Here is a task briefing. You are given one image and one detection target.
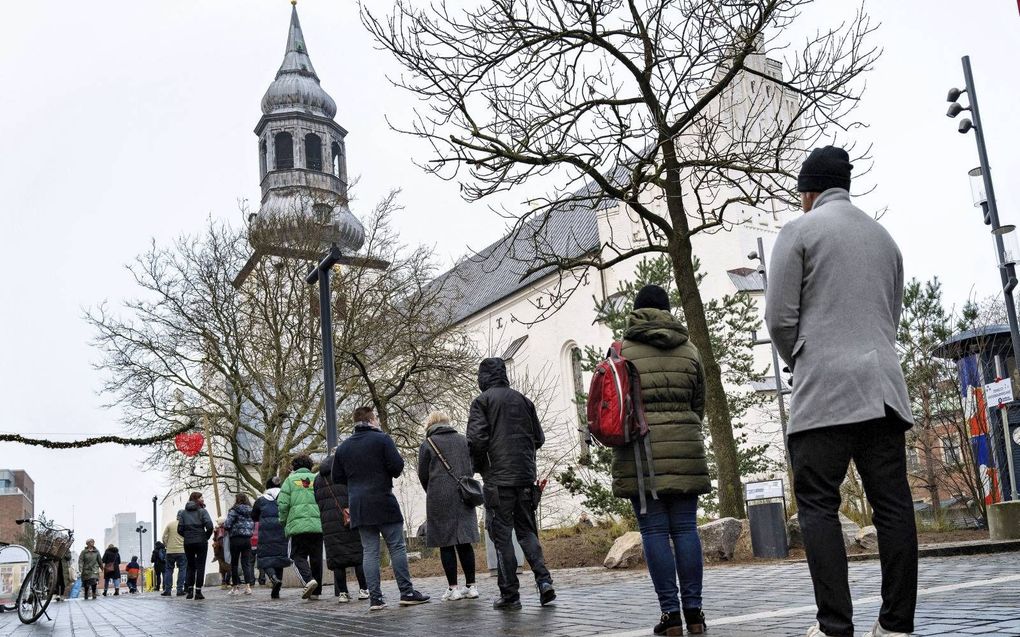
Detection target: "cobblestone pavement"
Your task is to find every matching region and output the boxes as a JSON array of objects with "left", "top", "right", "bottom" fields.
[{"left": 1, "top": 552, "right": 1017, "bottom": 636}]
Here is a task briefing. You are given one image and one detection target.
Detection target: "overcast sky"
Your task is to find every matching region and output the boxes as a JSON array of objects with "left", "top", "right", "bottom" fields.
[{"left": 0, "top": 1, "right": 1017, "bottom": 550}]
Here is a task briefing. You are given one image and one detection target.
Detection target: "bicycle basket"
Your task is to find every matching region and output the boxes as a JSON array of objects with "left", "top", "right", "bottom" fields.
[{"left": 35, "top": 528, "right": 72, "bottom": 559}]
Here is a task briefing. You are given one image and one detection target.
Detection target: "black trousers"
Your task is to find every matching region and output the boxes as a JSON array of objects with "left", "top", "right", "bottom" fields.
[
  {"left": 788, "top": 417, "right": 918, "bottom": 636},
  {"left": 229, "top": 537, "right": 255, "bottom": 585},
  {"left": 440, "top": 543, "right": 476, "bottom": 587},
  {"left": 333, "top": 565, "right": 367, "bottom": 595},
  {"left": 153, "top": 562, "right": 164, "bottom": 591},
  {"left": 183, "top": 542, "right": 209, "bottom": 590},
  {"left": 484, "top": 484, "right": 551, "bottom": 599},
  {"left": 290, "top": 532, "right": 323, "bottom": 596}
]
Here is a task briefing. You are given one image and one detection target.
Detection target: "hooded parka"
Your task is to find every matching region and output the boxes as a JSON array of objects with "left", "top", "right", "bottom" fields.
[
  {"left": 314, "top": 453, "right": 364, "bottom": 569},
  {"left": 611, "top": 307, "right": 712, "bottom": 497},
  {"left": 252, "top": 488, "right": 291, "bottom": 570}
]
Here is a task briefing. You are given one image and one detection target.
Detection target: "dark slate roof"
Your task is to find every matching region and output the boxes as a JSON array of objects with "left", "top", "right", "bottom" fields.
[{"left": 434, "top": 167, "right": 629, "bottom": 324}]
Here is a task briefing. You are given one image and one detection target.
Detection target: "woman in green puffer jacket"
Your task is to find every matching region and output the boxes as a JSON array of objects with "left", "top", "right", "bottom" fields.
[
  {"left": 278, "top": 454, "right": 324, "bottom": 598},
  {"left": 611, "top": 285, "right": 709, "bottom": 637}
]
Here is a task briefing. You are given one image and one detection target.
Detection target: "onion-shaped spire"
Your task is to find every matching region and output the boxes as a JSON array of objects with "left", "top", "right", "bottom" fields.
[{"left": 260, "top": 4, "right": 337, "bottom": 118}]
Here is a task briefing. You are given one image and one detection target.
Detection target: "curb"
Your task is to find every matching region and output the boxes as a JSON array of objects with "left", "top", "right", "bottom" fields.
[{"left": 847, "top": 539, "right": 1020, "bottom": 562}]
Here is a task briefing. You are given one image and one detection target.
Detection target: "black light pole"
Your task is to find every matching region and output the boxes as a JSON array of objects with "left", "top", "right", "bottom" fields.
[
  {"left": 135, "top": 525, "right": 147, "bottom": 567},
  {"left": 152, "top": 496, "right": 158, "bottom": 551},
  {"left": 306, "top": 243, "right": 344, "bottom": 451},
  {"left": 947, "top": 56, "right": 1020, "bottom": 368}
]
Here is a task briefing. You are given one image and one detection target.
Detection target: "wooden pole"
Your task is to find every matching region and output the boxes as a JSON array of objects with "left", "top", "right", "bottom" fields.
[{"left": 203, "top": 415, "right": 222, "bottom": 518}]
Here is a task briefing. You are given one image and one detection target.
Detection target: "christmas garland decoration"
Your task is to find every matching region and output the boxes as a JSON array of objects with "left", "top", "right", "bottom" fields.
[{"left": 0, "top": 422, "right": 196, "bottom": 449}]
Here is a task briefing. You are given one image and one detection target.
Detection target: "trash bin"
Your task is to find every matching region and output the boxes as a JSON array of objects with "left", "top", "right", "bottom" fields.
[{"left": 745, "top": 479, "right": 789, "bottom": 559}]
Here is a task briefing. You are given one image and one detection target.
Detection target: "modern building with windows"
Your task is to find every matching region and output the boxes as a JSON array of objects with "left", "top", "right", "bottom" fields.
[{"left": 0, "top": 470, "right": 33, "bottom": 545}]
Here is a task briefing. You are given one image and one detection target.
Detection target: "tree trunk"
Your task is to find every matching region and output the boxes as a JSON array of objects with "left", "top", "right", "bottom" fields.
[
  {"left": 658, "top": 140, "right": 745, "bottom": 519},
  {"left": 667, "top": 237, "right": 745, "bottom": 518}
]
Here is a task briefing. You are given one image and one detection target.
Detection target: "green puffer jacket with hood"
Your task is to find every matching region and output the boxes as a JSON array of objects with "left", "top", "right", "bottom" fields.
[
  {"left": 278, "top": 467, "right": 323, "bottom": 537},
  {"left": 611, "top": 307, "right": 712, "bottom": 498}
]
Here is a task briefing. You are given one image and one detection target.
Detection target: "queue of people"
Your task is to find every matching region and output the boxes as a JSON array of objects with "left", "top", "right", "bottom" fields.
[{"left": 69, "top": 146, "right": 917, "bottom": 636}]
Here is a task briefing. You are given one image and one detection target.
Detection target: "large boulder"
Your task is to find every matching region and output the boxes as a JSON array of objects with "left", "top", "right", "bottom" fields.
[
  {"left": 839, "top": 512, "right": 862, "bottom": 550},
  {"left": 698, "top": 517, "right": 744, "bottom": 561},
  {"left": 855, "top": 525, "right": 878, "bottom": 551},
  {"left": 787, "top": 514, "right": 803, "bottom": 550},
  {"left": 733, "top": 518, "right": 754, "bottom": 561},
  {"left": 787, "top": 512, "right": 862, "bottom": 551},
  {"left": 604, "top": 531, "right": 644, "bottom": 569}
]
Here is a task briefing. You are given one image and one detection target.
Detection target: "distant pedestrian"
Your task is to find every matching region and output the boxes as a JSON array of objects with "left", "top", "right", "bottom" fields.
[
  {"left": 101, "top": 544, "right": 122, "bottom": 596},
  {"left": 150, "top": 541, "right": 167, "bottom": 593},
  {"left": 766, "top": 145, "right": 917, "bottom": 637},
  {"left": 315, "top": 451, "right": 369, "bottom": 604},
  {"left": 125, "top": 556, "right": 141, "bottom": 593},
  {"left": 78, "top": 539, "right": 103, "bottom": 600},
  {"left": 467, "top": 358, "right": 555, "bottom": 610},
  {"left": 252, "top": 476, "right": 291, "bottom": 599},
  {"left": 279, "top": 454, "right": 325, "bottom": 601},
  {"left": 252, "top": 524, "right": 265, "bottom": 586},
  {"left": 610, "top": 284, "right": 710, "bottom": 636},
  {"left": 224, "top": 493, "right": 256, "bottom": 595},
  {"left": 334, "top": 406, "right": 430, "bottom": 610},
  {"left": 161, "top": 518, "right": 187, "bottom": 597},
  {"left": 212, "top": 519, "right": 231, "bottom": 588},
  {"left": 177, "top": 491, "right": 214, "bottom": 600},
  {"left": 418, "top": 411, "right": 480, "bottom": 602},
  {"left": 54, "top": 549, "right": 71, "bottom": 601}
]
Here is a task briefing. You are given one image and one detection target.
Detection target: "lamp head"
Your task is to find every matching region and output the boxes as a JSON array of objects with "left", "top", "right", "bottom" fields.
[
  {"left": 947, "top": 102, "right": 966, "bottom": 118},
  {"left": 747, "top": 250, "right": 759, "bottom": 261},
  {"left": 947, "top": 87, "right": 964, "bottom": 102},
  {"left": 958, "top": 119, "right": 974, "bottom": 134}
]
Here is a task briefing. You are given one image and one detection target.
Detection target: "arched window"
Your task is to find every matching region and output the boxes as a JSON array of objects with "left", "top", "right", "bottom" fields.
[
  {"left": 331, "top": 142, "right": 346, "bottom": 180},
  {"left": 274, "top": 132, "right": 293, "bottom": 170},
  {"left": 259, "top": 139, "right": 268, "bottom": 178},
  {"left": 305, "top": 133, "right": 323, "bottom": 171}
]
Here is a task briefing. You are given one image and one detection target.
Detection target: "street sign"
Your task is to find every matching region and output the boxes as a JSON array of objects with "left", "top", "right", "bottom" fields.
[
  {"left": 745, "top": 479, "right": 784, "bottom": 501},
  {"left": 985, "top": 378, "right": 1014, "bottom": 406}
]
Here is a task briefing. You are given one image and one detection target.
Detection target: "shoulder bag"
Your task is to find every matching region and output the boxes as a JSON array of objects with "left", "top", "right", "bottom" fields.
[
  {"left": 427, "top": 436, "right": 485, "bottom": 507},
  {"left": 324, "top": 480, "right": 351, "bottom": 528}
]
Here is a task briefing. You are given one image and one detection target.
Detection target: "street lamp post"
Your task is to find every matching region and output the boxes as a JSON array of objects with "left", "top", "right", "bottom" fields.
[
  {"left": 947, "top": 55, "right": 1020, "bottom": 502},
  {"left": 151, "top": 496, "right": 158, "bottom": 552},
  {"left": 306, "top": 243, "right": 344, "bottom": 451},
  {"left": 749, "top": 237, "right": 795, "bottom": 497},
  {"left": 135, "top": 525, "right": 147, "bottom": 569}
]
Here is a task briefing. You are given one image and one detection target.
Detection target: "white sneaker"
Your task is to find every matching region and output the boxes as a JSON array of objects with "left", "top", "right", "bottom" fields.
[
  {"left": 461, "top": 585, "right": 479, "bottom": 599},
  {"left": 302, "top": 580, "right": 318, "bottom": 599},
  {"left": 228, "top": 586, "right": 237, "bottom": 596},
  {"left": 358, "top": 589, "right": 370, "bottom": 600},
  {"left": 337, "top": 592, "right": 351, "bottom": 604},
  {"left": 864, "top": 621, "right": 910, "bottom": 637},
  {"left": 805, "top": 625, "right": 828, "bottom": 637},
  {"left": 243, "top": 585, "right": 252, "bottom": 595},
  {"left": 441, "top": 587, "right": 463, "bottom": 601}
]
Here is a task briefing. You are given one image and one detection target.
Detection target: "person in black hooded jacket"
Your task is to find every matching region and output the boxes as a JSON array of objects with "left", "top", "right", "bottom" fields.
[
  {"left": 466, "top": 357, "right": 555, "bottom": 610},
  {"left": 314, "top": 453, "right": 368, "bottom": 603}
]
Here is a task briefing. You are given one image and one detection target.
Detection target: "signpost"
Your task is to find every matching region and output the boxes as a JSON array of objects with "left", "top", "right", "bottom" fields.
[{"left": 991, "top": 357, "right": 1019, "bottom": 501}]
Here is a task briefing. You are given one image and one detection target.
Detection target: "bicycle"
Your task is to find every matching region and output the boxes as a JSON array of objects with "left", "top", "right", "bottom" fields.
[{"left": 12, "top": 518, "right": 73, "bottom": 624}]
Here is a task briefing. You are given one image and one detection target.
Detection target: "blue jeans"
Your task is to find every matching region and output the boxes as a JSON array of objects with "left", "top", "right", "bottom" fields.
[
  {"left": 163, "top": 553, "right": 186, "bottom": 593},
  {"left": 632, "top": 494, "right": 703, "bottom": 613},
  {"left": 358, "top": 523, "right": 414, "bottom": 604}
]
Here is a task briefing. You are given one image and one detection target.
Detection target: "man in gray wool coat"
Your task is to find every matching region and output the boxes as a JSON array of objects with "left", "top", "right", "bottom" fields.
[{"left": 765, "top": 145, "right": 917, "bottom": 637}]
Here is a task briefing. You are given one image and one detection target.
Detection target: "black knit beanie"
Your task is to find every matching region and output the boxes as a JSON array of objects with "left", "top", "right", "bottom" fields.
[
  {"left": 634, "top": 284, "right": 670, "bottom": 311},
  {"left": 797, "top": 145, "right": 853, "bottom": 193}
]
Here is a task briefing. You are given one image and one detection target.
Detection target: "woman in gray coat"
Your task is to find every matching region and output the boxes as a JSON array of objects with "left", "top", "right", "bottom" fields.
[{"left": 418, "top": 411, "right": 480, "bottom": 601}]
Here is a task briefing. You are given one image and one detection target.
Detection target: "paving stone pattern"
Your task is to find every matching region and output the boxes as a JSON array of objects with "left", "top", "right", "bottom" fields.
[{"left": 1, "top": 553, "right": 1017, "bottom": 636}]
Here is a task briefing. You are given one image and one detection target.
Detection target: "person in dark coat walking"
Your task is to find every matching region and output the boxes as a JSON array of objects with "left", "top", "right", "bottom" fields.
[
  {"left": 333, "top": 406, "right": 430, "bottom": 610},
  {"left": 467, "top": 358, "right": 555, "bottom": 610},
  {"left": 101, "top": 544, "right": 121, "bottom": 596},
  {"left": 177, "top": 491, "right": 214, "bottom": 600},
  {"left": 315, "top": 453, "right": 368, "bottom": 603},
  {"left": 224, "top": 493, "right": 256, "bottom": 594},
  {"left": 150, "top": 541, "right": 167, "bottom": 593},
  {"left": 418, "top": 411, "right": 480, "bottom": 602},
  {"left": 252, "top": 476, "right": 291, "bottom": 599}
]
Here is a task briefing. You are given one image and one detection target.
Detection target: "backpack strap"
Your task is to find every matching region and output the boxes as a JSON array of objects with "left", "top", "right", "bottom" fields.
[{"left": 427, "top": 436, "right": 460, "bottom": 481}]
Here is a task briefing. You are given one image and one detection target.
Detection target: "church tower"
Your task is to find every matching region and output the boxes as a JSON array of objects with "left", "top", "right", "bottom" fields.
[{"left": 252, "top": 2, "right": 363, "bottom": 253}]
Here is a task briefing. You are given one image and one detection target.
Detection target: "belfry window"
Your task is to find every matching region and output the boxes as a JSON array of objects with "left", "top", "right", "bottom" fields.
[
  {"left": 259, "top": 139, "right": 268, "bottom": 177},
  {"left": 274, "top": 132, "right": 294, "bottom": 170},
  {"left": 331, "top": 142, "right": 346, "bottom": 180},
  {"left": 305, "top": 133, "right": 323, "bottom": 171}
]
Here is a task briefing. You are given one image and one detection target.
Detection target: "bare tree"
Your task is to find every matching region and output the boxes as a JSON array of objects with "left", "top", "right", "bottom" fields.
[
  {"left": 86, "top": 192, "right": 478, "bottom": 496},
  {"left": 363, "top": 0, "right": 878, "bottom": 516}
]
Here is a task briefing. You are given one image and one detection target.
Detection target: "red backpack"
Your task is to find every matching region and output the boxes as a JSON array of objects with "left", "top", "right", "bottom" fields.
[{"left": 586, "top": 342, "right": 658, "bottom": 512}]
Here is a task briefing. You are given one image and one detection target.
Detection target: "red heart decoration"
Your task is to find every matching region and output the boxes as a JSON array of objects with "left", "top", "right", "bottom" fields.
[{"left": 175, "top": 432, "right": 205, "bottom": 457}]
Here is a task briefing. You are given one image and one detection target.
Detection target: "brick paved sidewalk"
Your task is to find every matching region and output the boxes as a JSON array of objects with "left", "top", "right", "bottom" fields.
[{"left": 1, "top": 552, "right": 1017, "bottom": 636}]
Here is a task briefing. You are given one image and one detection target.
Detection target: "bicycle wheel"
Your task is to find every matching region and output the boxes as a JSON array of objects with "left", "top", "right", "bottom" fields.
[{"left": 17, "top": 560, "right": 55, "bottom": 624}]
